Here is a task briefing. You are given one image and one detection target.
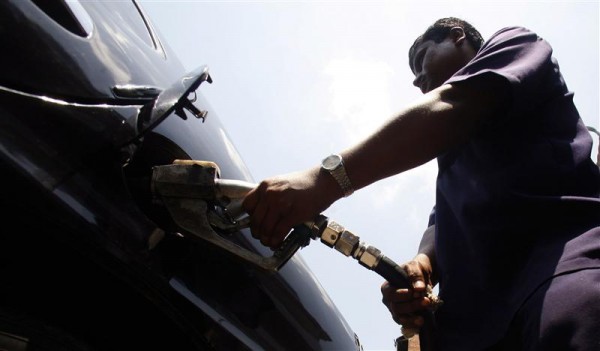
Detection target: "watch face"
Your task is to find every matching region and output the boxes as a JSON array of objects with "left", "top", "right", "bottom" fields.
[{"left": 322, "top": 154, "right": 342, "bottom": 170}]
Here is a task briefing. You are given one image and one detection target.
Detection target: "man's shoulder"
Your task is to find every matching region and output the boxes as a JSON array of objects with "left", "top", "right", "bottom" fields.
[
  {"left": 493, "top": 25, "right": 534, "bottom": 36},
  {"left": 479, "top": 26, "right": 548, "bottom": 58},
  {"left": 487, "top": 26, "right": 537, "bottom": 44}
]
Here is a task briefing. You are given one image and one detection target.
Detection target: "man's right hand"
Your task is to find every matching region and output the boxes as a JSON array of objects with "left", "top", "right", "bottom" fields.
[{"left": 242, "top": 166, "right": 342, "bottom": 250}]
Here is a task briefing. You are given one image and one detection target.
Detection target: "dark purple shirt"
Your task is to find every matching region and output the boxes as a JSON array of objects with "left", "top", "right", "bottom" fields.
[{"left": 431, "top": 26, "right": 600, "bottom": 349}]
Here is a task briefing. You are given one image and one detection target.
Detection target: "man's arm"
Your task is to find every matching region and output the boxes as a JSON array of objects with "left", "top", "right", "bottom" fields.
[
  {"left": 243, "top": 74, "right": 510, "bottom": 248},
  {"left": 342, "top": 74, "right": 509, "bottom": 190},
  {"left": 416, "top": 224, "right": 437, "bottom": 286}
]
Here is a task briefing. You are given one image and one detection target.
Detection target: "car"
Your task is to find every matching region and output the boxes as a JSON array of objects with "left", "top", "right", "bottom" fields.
[{"left": 0, "top": 1, "right": 362, "bottom": 350}]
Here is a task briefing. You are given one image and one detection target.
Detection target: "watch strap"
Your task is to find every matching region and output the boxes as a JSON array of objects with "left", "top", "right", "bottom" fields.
[
  {"left": 322, "top": 155, "right": 354, "bottom": 197},
  {"left": 331, "top": 164, "right": 354, "bottom": 197}
]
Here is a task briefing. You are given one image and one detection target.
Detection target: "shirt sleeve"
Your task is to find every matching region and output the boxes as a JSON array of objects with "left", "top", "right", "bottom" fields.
[{"left": 445, "top": 26, "right": 561, "bottom": 123}]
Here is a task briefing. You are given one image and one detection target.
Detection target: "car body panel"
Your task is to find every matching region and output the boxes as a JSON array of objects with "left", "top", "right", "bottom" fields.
[{"left": 0, "top": 1, "right": 361, "bottom": 350}]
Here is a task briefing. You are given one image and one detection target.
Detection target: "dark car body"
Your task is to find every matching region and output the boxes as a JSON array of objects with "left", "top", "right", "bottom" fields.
[{"left": 0, "top": 1, "right": 361, "bottom": 350}]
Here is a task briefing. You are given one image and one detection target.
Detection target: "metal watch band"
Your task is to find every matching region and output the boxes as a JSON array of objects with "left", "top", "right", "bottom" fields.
[
  {"left": 331, "top": 164, "right": 354, "bottom": 197},
  {"left": 321, "top": 154, "right": 355, "bottom": 197}
]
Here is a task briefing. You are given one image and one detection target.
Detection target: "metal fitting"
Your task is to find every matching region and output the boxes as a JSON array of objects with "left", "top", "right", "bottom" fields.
[
  {"left": 334, "top": 229, "right": 359, "bottom": 256},
  {"left": 308, "top": 214, "right": 329, "bottom": 240},
  {"left": 357, "top": 245, "right": 382, "bottom": 269},
  {"left": 320, "top": 220, "right": 344, "bottom": 248}
]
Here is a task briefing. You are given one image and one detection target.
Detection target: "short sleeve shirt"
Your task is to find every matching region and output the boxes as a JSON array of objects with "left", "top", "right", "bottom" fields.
[{"left": 431, "top": 26, "right": 600, "bottom": 349}]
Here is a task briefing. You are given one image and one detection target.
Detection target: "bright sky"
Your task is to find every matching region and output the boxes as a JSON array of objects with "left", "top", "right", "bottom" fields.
[{"left": 140, "top": 1, "right": 599, "bottom": 350}]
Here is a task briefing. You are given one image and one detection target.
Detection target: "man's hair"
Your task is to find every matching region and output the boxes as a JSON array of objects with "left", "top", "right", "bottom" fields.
[{"left": 409, "top": 17, "right": 484, "bottom": 73}]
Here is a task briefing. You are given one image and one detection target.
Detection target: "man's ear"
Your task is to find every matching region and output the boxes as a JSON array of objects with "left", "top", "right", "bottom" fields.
[{"left": 450, "top": 27, "right": 466, "bottom": 46}]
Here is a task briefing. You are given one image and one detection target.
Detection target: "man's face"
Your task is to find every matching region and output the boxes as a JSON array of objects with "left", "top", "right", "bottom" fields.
[{"left": 411, "top": 37, "right": 468, "bottom": 94}]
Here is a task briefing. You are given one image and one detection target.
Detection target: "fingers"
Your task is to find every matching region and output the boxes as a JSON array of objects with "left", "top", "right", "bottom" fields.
[
  {"left": 241, "top": 180, "right": 296, "bottom": 250},
  {"left": 383, "top": 291, "right": 430, "bottom": 328},
  {"left": 270, "top": 216, "right": 296, "bottom": 249},
  {"left": 381, "top": 281, "right": 430, "bottom": 312},
  {"left": 240, "top": 168, "right": 331, "bottom": 250},
  {"left": 241, "top": 182, "right": 259, "bottom": 216},
  {"left": 381, "top": 264, "right": 433, "bottom": 330}
]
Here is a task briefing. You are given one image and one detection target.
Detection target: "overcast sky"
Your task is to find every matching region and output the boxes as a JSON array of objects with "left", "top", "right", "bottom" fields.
[{"left": 140, "top": 1, "right": 599, "bottom": 349}]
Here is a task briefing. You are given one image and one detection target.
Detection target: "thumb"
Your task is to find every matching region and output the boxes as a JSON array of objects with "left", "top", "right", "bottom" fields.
[{"left": 403, "top": 260, "right": 427, "bottom": 294}]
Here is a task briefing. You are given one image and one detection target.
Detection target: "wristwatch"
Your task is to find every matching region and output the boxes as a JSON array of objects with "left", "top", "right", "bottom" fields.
[{"left": 321, "top": 154, "right": 354, "bottom": 197}]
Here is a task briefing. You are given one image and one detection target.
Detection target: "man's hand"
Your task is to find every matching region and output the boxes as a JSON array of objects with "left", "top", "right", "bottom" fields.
[
  {"left": 242, "top": 166, "right": 341, "bottom": 249},
  {"left": 381, "top": 253, "right": 436, "bottom": 333}
]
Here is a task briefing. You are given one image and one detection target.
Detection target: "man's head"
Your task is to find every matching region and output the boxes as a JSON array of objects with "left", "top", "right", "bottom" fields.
[{"left": 409, "top": 17, "right": 483, "bottom": 93}]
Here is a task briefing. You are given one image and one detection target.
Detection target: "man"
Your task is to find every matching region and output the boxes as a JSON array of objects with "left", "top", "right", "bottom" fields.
[{"left": 242, "top": 17, "right": 600, "bottom": 350}]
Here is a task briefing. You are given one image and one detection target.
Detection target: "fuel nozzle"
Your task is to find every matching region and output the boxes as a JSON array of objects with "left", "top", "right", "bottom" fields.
[{"left": 151, "top": 160, "right": 315, "bottom": 271}]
